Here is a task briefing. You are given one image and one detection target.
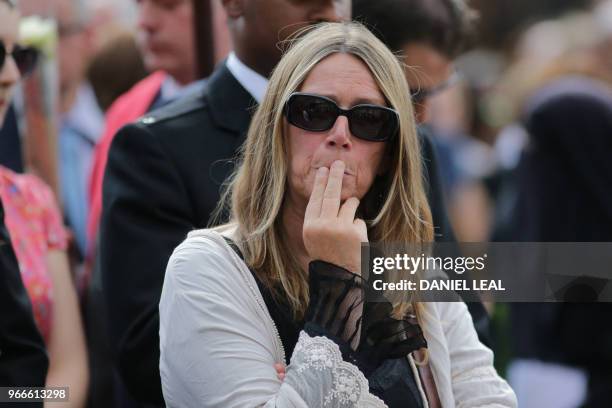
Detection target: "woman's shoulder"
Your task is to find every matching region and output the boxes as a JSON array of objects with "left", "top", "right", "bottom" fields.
[
  {"left": 0, "top": 167, "right": 55, "bottom": 203},
  {"left": 0, "top": 168, "right": 66, "bottom": 245},
  {"left": 176, "top": 224, "right": 238, "bottom": 254},
  {"left": 172, "top": 228, "right": 229, "bottom": 262},
  {"left": 185, "top": 223, "right": 239, "bottom": 241},
  {"left": 166, "top": 226, "right": 242, "bottom": 285},
  {"left": 437, "top": 301, "right": 476, "bottom": 327},
  {"left": 419, "top": 301, "right": 472, "bottom": 333}
]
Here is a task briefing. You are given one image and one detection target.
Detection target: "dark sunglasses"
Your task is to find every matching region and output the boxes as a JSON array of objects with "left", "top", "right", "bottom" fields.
[
  {"left": 284, "top": 92, "right": 399, "bottom": 142},
  {"left": 0, "top": 41, "right": 39, "bottom": 77}
]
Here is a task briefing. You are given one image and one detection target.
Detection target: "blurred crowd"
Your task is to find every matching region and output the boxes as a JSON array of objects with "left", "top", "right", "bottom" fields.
[{"left": 0, "top": 0, "right": 611, "bottom": 407}]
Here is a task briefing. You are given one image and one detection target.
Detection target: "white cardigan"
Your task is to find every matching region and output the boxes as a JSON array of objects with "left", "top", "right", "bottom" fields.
[{"left": 159, "top": 229, "right": 517, "bottom": 407}]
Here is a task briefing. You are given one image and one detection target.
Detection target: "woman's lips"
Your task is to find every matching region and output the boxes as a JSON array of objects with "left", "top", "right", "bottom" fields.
[{"left": 314, "top": 166, "right": 354, "bottom": 176}]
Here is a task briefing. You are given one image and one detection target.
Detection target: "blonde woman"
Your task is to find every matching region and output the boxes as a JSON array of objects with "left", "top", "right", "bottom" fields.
[{"left": 159, "top": 22, "right": 516, "bottom": 408}]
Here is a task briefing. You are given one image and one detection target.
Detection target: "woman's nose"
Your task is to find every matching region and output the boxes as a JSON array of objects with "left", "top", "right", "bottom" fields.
[
  {"left": 325, "top": 115, "right": 352, "bottom": 149},
  {"left": 137, "top": 0, "right": 162, "bottom": 33}
]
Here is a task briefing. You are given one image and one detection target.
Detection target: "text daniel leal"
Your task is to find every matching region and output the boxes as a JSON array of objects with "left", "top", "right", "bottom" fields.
[{"left": 373, "top": 279, "right": 506, "bottom": 291}]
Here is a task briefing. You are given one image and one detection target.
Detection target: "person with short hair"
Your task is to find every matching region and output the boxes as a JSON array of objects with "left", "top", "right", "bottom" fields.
[
  {"left": 87, "top": 0, "right": 201, "bottom": 260},
  {"left": 353, "top": 0, "right": 477, "bottom": 121}
]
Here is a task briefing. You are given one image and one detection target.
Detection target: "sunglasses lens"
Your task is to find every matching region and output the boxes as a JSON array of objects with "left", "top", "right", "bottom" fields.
[
  {"left": 286, "top": 93, "right": 398, "bottom": 142},
  {"left": 350, "top": 106, "right": 397, "bottom": 141},
  {"left": 287, "top": 95, "right": 337, "bottom": 131},
  {"left": 13, "top": 47, "right": 38, "bottom": 76},
  {"left": 0, "top": 44, "right": 5, "bottom": 69}
]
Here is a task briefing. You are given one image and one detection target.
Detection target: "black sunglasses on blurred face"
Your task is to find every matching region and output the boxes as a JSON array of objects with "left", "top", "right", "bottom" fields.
[
  {"left": 410, "top": 71, "right": 461, "bottom": 105},
  {"left": 284, "top": 92, "right": 399, "bottom": 142},
  {"left": 0, "top": 41, "right": 39, "bottom": 77}
]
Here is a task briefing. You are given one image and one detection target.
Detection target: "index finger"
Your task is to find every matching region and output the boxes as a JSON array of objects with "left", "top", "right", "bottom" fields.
[
  {"left": 305, "top": 166, "right": 329, "bottom": 220},
  {"left": 320, "top": 160, "right": 345, "bottom": 218}
]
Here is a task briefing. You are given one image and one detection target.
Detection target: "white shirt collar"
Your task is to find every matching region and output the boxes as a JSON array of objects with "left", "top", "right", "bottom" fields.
[
  {"left": 156, "top": 76, "right": 206, "bottom": 109},
  {"left": 160, "top": 75, "right": 193, "bottom": 101},
  {"left": 226, "top": 52, "right": 268, "bottom": 103}
]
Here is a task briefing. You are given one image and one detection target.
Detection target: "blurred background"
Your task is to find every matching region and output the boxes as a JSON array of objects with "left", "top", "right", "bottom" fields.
[{"left": 1, "top": 0, "right": 611, "bottom": 407}]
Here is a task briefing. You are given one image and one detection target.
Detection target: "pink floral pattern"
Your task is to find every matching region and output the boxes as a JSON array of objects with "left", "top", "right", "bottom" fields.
[{"left": 0, "top": 166, "right": 68, "bottom": 344}]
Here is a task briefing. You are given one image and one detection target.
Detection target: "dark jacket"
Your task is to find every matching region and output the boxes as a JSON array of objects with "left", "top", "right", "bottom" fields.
[{"left": 101, "top": 62, "right": 464, "bottom": 405}]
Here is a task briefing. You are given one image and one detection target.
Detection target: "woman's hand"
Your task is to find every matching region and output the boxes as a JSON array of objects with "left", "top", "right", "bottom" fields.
[
  {"left": 303, "top": 160, "right": 368, "bottom": 275},
  {"left": 274, "top": 363, "right": 286, "bottom": 382}
]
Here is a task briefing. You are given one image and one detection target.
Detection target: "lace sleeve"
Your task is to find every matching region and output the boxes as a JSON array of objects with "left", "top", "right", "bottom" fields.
[
  {"left": 304, "top": 260, "right": 365, "bottom": 350},
  {"left": 303, "top": 261, "right": 428, "bottom": 378},
  {"left": 281, "top": 332, "right": 387, "bottom": 408},
  {"left": 284, "top": 274, "right": 425, "bottom": 407}
]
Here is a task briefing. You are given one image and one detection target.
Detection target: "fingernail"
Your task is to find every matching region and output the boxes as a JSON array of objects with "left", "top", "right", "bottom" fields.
[{"left": 332, "top": 160, "right": 345, "bottom": 169}]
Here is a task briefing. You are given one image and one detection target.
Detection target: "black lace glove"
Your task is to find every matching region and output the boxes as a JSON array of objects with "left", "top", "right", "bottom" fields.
[
  {"left": 304, "top": 260, "right": 427, "bottom": 377},
  {"left": 359, "top": 300, "right": 427, "bottom": 361},
  {"left": 304, "top": 260, "right": 365, "bottom": 351}
]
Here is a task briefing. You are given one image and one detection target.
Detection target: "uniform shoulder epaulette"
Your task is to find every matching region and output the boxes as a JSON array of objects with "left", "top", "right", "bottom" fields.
[{"left": 138, "top": 87, "right": 208, "bottom": 126}]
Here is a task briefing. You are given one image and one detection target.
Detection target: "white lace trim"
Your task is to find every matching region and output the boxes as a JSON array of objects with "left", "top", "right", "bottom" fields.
[{"left": 291, "top": 332, "right": 388, "bottom": 408}]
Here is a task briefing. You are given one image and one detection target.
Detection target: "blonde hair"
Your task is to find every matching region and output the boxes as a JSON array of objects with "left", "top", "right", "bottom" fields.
[{"left": 215, "top": 22, "right": 434, "bottom": 321}]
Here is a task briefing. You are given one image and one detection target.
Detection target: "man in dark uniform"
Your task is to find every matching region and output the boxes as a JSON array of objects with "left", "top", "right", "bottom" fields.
[{"left": 100, "top": 0, "right": 458, "bottom": 405}]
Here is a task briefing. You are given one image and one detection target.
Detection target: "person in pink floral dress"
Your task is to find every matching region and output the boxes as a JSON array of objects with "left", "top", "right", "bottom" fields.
[
  {"left": 0, "top": 0, "right": 88, "bottom": 405},
  {"left": 0, "top": 168, "right": 68, "bottom": 342}
]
